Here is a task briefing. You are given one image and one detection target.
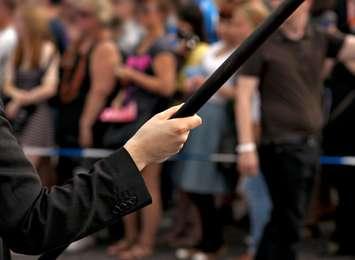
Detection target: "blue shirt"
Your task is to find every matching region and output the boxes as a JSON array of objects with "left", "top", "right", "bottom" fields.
[{"left": 194, "top": 0, "right": 219, "bottom": 43}]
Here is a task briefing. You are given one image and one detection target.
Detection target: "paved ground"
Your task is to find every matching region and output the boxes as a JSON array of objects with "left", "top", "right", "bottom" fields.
[
  {"left": 12, "top": 249, "right": 355, "bottom": 260},
  {"left": 12, "top": 224, "right": 355, "bottom": 260},
  {"left": 13, "top": 240, "right": 355, "bottom": 260}
]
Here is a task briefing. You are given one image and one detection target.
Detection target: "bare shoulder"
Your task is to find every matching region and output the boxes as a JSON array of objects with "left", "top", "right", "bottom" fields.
[{"left": 93, "top": 41, "right": 118, "bottom": 58}]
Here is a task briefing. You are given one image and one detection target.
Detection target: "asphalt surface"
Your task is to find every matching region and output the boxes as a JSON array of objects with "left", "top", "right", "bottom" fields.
[
  {"left": 13, "top": 241, "right": 355, "bottom": 260},
  {"left": 12, "top": 250, "right": 355, "bottom": 260},
  {"left": 12, "top": 223, "right": 355, "bottom": 260}
]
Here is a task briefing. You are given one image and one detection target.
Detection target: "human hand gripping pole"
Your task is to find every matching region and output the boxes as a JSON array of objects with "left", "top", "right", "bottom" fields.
[
  {"left": 124, "top": 105, "right": 202, "bottom": 171},
  {"left": 171, "top": 0, "right": 305, "bottom": 119}
]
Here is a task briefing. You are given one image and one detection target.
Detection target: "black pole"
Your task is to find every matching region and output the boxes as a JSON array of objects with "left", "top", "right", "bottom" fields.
[{"left": 172, "top": 0, "right": 305, "bottom": 118}]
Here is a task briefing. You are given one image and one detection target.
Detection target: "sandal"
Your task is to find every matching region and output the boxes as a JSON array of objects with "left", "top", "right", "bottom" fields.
[
  {"left": 107, "top": 239, "right": 135, "bottom": 256},
  {"left": 119, "top": 244, "right": 153, "bottom": 259}
]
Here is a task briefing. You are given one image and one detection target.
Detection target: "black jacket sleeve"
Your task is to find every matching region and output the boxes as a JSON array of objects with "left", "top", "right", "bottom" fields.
[{"left": 0, "top": 105, "right": 151, "bottom": 255}]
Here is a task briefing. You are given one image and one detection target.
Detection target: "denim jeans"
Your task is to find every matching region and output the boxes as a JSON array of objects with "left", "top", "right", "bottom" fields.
[{"left": 241, "top": 174, "right": 272, "bottom": 254}]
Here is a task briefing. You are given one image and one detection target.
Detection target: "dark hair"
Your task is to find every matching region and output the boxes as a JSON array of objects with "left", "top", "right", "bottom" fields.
[
  {"left": 177, "top": 3, "right": 206, "bottom": 42},
  {"left": 1, "top": 0, "right": 17, "bottom": 11},
  {"left": 218, "top": 2, "right": 235, "bottom": 21},
  {"left": 50, "top": 0, "right": 62, "bottom": 5}
]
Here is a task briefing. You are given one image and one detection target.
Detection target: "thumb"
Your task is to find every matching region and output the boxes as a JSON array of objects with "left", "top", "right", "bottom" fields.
[{"left": 156, "top": 104, "right": 184, "bottom": 120}]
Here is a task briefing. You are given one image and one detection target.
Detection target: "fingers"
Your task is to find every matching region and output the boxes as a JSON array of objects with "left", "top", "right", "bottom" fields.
[
  {"left": 156, "top": 104, "right": 184, "bottom": 120},
  {"left": 169, "top": 115, "right": 202, "bottom": 134}
]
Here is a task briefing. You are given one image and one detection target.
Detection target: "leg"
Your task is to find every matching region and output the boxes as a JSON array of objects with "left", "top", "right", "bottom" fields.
[
  {"left": 139, "top": 163, "right": 162, "bottom": 248},
  {"left": 119, "top": 164, "right": 162, "bottom": 259},
  {"left": 333, "top": 166, "right": 355, "bottom": 255},
  {"left": 242, "top": 174, "right": 272, "bottom": 255},
  {"left": 56, "top": 156, "right": 77, "bottom": 185},
  {"left": 37, "top": 156, "right": 57, "bottom": 188},
  {"left": 27, "top": 154, "right": 41, "bottom": 169},
  {"left": 256, "top": 143, "right": 318, "bottom": 260},
  {"left": 163, "top": 190, "right": 201, "bottom": 246},
  {"left": 107, "top": 213, "right": 138, "bottom": 256},
  {"left": 188, "top": 193, "right": 224, "bottom": 253}
]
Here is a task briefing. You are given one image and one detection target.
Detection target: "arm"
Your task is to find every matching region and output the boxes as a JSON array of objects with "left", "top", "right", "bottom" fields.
[
  {"left": 338, "top": 35, "right": 355, "bottom": 62},
  {"left": 79, "top": 41, "right": 120, "bottom": 147},
  {"left": 218, "top": 84, "right": 235, "bottom": 99},
  {"left": 0, "top": 104, "right": 151, "bottom": 255},
  {"left": 119, "top": 52, "right": 177, "bottom": 97},
  {"left": 20, "top": 43, "right": 60, "bottom": 105},
  {"left": 235, "top": 76, "right": 260, "bottom": 176},
  {"left": 2, "top": 55, "right": 25, "bottom": 100},
  {"left": 0, "top": 103, "right": 201, "bottom": 255}
]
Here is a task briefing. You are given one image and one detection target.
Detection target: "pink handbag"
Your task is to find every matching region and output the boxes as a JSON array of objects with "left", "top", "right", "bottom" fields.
[{"left": 99, "top": 101, "right": 138, "bottom": 123}]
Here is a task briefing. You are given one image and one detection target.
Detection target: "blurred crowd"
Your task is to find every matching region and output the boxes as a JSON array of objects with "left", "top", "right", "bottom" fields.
[{"left": 1, "top": 0, "right": 355, "bottom": 260}]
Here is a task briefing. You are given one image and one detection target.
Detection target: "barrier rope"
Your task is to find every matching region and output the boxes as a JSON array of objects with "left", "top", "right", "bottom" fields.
[{"left": 23, "top": 147, "right": 355, "bottom": 166}]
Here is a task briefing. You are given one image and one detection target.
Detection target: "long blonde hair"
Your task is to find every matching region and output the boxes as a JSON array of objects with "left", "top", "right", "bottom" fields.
[
  {"left": 15, "top": 5, "right": 52, "bottom": 69},
  {"left": 234, "top": 1, "right": 270, "bottom": 29},
  {"left": 73, "top": 0, "right": 113, "bottom": 26}
]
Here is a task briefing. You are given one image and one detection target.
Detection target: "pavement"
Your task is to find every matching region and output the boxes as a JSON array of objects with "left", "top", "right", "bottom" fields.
[
  {"left": 12, "top": 241, "right": 355, "bottom": 260},
  {"left": 11, "top": 223, "right": 355, "bottom": 260},
  {"left": 12, "top": 249, "right": 355, "bottom": 260}
]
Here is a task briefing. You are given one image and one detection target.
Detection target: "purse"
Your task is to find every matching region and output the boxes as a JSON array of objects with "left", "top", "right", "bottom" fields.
[{"left": 99, "top": 88, "right": 138, "bottom": 124}]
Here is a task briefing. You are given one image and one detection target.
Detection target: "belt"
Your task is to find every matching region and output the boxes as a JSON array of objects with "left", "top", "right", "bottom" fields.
[{"left": 261, "top": 135, "right": 319, "bottom": 146}]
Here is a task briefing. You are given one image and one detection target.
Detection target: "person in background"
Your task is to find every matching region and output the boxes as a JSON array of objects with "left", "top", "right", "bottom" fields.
[
  {"left": 233, "top": 2, "right": 271, "bottom": 260},
  {"left": 194, "top": 0, "right": 219, "bottom": 43},
  {"left": 111, "top": 0, "right": 144, "bottom": 56},
  {"left": 39, "top": 0, "right": 68, "bottom": 55},
  {"left": 163, "top": 2, "right": 209, "bottom": 249},
  {"left": 56, "top": 0, "right": 120, "bottom": 183},
  {"left": 0, "top": 0, "right": 17, "bottom": 89},
  {"left": 236, "top": 0, "right": 355, "bottom": 259},
  {"left": 3, "top": 4, "right": 59, "bottom": 186},
  {"left": 322, "top": 0, "right": 355, "bottom": 256},
  {"left": 105, "top": 0, "right": 177, "bottom": 258},
  {"left": 175, "top": 3, "right": 243, "bottom": 259}
]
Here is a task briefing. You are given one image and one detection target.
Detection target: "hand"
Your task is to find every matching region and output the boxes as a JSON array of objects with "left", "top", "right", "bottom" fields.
[
  {"left": 79, "top": 126, "right": 93, "bottom": 148},
  {"left": 12, "top": 90, "right": 31, "bottom": 106},
  {"left": 185, "top": 76, "right": 205, "bottom": 93},
  {"left": 124, "top": 105, "right": 202, "bottom": 171},
  {"left": 116, "top": 66, "right": 134, "bottom": 80},
  {"left": 237, "top": 151, "right": 259, "bottom": 177},
  {"left": 5, "top": 101, "right": 21, "bottom": 119}
]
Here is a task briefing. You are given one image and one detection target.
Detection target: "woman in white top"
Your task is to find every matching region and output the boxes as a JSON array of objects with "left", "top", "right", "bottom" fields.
[{"left": 175, "top": 3, "right": 244, "bottom": 258}]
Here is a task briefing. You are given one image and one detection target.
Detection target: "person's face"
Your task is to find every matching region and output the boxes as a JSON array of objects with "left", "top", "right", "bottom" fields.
[
  {"left": 216, "top": 18, "right": 230, "bottom": 42},
  {"left": 229, "top": 12, "right": 254, "bottom": 43},
  {"left": 73, "top": 5, "right": 98, "bottom": 34},
  {"left": 137, "top": 2, "right": 162, "bottom": 29},
  {"left": 177, "top": 19, "right": 193, "bottom": 35},
  {"left": 111, "top": 0, "right": 135, "bottom": 20}
]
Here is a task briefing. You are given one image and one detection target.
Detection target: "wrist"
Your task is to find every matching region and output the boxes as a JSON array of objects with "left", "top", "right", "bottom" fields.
[
  {"left": 236, "top": 143, "right": 256, "bottom": 154},
  {"left": 124, "top": 140, "right": 147, "bottom": 171},
  {"left": 80, "top": 120, "right": 93, "bottom": 130}
]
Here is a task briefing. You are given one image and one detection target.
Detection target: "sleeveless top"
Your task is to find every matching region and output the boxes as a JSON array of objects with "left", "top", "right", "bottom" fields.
[
  {"left": 57, "top": 45, "right": 93, "bottom": 145},
  {"left": 124, "top": 37, "right": 174, "bottom": 117}
]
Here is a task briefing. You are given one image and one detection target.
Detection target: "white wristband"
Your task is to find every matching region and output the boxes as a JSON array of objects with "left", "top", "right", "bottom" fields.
[{"left": 236, "top": 143, "right": 256, "bottom": 154}]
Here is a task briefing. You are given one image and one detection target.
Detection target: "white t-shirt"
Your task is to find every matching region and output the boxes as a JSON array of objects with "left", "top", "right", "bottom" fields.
[
  {"left": 0, "top": 26, "right": 17, "bottom": 87},
  {"left": 201, "top": 41, "right": 234, "bottom": 104}
]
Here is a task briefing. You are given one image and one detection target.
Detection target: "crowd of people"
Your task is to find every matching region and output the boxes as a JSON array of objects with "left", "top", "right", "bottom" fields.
[{"left": 1, "top": 0, "right": 355, "bottom": 260}]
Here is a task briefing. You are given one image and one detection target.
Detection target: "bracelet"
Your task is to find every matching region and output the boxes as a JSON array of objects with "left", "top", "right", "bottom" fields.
[{"left": 236, "top": 143, "right": 256, "bottom": 154}]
